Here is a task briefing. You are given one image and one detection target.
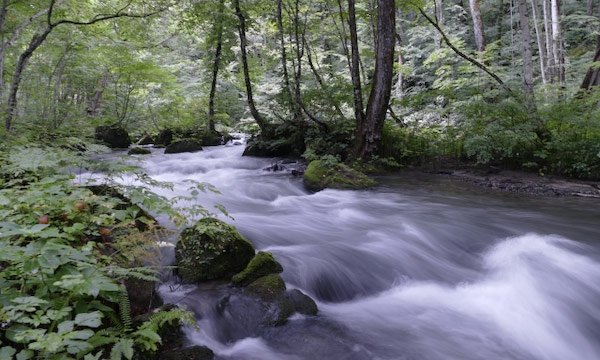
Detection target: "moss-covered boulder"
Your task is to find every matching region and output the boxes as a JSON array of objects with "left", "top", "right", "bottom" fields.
[
  {"left": 201, "top": 131, "right": 223, "bottom": 146},
  {"left": 303, "top": 160, "right": 377, "bottom": 191},
  {"left": 175, "top": 218, "right": 255, "bottom": 283},
  {"left": 246, "top": 274, "right": 286, "bottom": 301},
  {"left": 165, "top": 139, "right": 203, "bottom": 154},
  {"left": 159, "top": 346, "right": 214, "bottom": 360},
  {"left": 95, "top": 125, "right": 131, "bottom": 148},
  {"left": 128, "top": 147, "right": 151, "bottom": 155},
  {"left": 232, "top": 251, "right": 283, "bottom": 286},
  {"left": 156, "top": 129, "right": 174, "bottom": 146},
  {"left": 137, "top": 134, "right": 155, "bottom": 146}
]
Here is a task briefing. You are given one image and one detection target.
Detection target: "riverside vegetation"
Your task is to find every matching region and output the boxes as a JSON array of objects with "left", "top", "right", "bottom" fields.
[{"left": 1, "top": 0, "right": 600, "bottom": 358}]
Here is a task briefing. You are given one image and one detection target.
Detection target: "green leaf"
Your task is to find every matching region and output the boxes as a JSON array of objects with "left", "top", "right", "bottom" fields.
[
  {"left": 74, "top": 312, "right": 103, "bottom": 328},
  {"left": 15, "top": 350, "right": 33, "bottom": 360},
  {"left": 110, "top": 339, "right": 134, "bottom": 360},
  {"left": 0, "top": 346, "right": 17, "bottom": 359}
]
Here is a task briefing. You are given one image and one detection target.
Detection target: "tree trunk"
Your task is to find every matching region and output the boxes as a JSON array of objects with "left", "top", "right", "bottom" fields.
[
  {"left": 550, "top": 0, "right": 565, "bottom": 86},
  {"left": 530, "top": 0, "right": 548, "bottom": 84},
  {"left": 208, "top": 0, "right": 225, "bottom": 133},
  {"left": 581, "top": 42, "right": 600, "bottom": 90},
  {"left": 233, "top": 0, "right": 269, "bottom": 134},
  {"left": 588, "top": 0, "right": 594, "bottom": 16},
  {"left": 357, "top": 0, "right": 396, "bottom": 159},
  {"left": 542, "top": 0, "right": 555, "bottom": 82},
  {"left": 517, "top": 0, "right": 536, "bottom": 102},
  {"left": 469, "top": 0, "right": 485, "bottom": 52},
  {"left": 277, "top": 0, "right": 295, "bottom": 114},
  {"left": 395, "top": 9, "right": 405, "bottom": 100},
  {"left": 347, "top": 0, "right": 365, "bottom": 133},
  {"left": 87, "top": 71, "right": 110, "bottom": 116}
]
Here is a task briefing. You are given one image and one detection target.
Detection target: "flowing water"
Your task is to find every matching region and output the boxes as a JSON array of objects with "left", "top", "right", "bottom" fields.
[{"left": 94, "top": 137, "right": 600, "bottom": 360}]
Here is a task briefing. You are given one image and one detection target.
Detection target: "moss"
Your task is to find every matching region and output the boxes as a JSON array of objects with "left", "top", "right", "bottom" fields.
[
  {"left": 304, "top": 160, "right": 377, "bottom": 191},
  {"left": 175, "top": 218, "right": 255, "bottom": 283},
  {"left": 231, "top": 251, "right": 283, "bottom": 286},
  {"left": 246, "top": 274, "right": 286, "bottom": 301}
]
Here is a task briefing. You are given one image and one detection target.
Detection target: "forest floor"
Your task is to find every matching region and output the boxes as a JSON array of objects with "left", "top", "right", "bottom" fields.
[{"left": 422, "top": 167, "right": 600, "bottom": 198}]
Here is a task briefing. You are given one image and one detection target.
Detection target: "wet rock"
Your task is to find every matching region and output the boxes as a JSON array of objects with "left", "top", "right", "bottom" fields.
[
  {"left": 95, "top": 125, "right": 131, "bottom": 148},
  {"left": 246, "top": 274, "right": 286, "bottom": 301},
  {"left": 137, "top": 134, "right": 155, "bottom": 145},
  {"left": 156, "top": 129, "right": 174, "bottom": 146},
  {"left": 201, "top": 131, "right": 224, "bottom": 146},
  {"left": 233, "top": 141, "right": 243, "bottom": 146},
  {"left": 125, "top": 277, "right": 163, "bottom": 317},
  {"left": 128, "top": 147, "right": 151, "bottom": 155},
  {"left": 165, "top": 139, "right": 203, "bottom": 154},
  {"left": 285, "top": 289, "right": 318, "bottom": 316},
  {"left": 159, "top": 346, "right": 214, "bottom": 360},
  {"left": 263, "top": 163, "right": 286, "bottom": 172},
  {"left": 232, "top": 251, "right": 283, "bottom": 286},
  {"left": 175, "top": 218, "right": 255, "bottom": 283},
  {"left": 304, "top": 160, "right": 376, "bottom": 191}
]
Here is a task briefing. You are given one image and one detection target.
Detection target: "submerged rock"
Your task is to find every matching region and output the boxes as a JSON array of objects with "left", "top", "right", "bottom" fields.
[
  {"left": 128, "top": 147, "right": 151, "bottom": 155},
  {"left": 94, "top": 125, "right": 131, "bottom": 148},
  {"left": 304, "top": 160, "right": 377, "bottom": 191},
  {"left": 285, "top": 289, "right": 318, "bottom": 316},
  {"left": 175, "top": 218, "right": 255, "bottom": 283},
  {"left": 165, "top": 139, "right": 203, "bottom": 154},
  {"left": 232, "top": 251, "right": 283, "bottom": 286}
]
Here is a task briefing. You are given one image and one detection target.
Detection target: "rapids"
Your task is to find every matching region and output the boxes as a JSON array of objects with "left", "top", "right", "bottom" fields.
[{"left": 86, "top": 137, "right": 600, "bottom": 360}]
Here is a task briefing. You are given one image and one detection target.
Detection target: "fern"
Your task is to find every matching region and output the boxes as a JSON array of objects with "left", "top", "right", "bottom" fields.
[{"left": 118, "top": 286, "right": 133, "bottom": 333}]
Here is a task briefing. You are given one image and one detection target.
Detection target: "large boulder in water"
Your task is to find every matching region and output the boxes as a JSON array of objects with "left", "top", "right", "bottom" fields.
[
  {"left": 165, "top": 139, "right": 203, "bottom": 154},
  {"left": 137, "top": 134, "right": 155, "bottom": 145},
  {"left": 155, "top": 129, "right": 173, "bottom": 146},
  {"left": 175, "top": 218, "right": 255, "bottom": 283},
  {"left": 95, "top": 125, "right": 131, "bottom": 148},
  {"left": 304, "top": 160, "right": 376, "bottom": 191},
  {"left": 231, "top": 251, "right": 283, "bottom": 286}
]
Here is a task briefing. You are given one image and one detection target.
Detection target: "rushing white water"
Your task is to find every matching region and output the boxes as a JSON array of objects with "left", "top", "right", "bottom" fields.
[{"left": 88, "top": 138, "right": 600, "bottom": 360}]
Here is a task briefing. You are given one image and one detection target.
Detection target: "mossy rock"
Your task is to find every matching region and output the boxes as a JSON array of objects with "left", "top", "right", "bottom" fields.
[
  {"left": 201, "top": 131, "right": 224, "bottom": 146},
  {"left": 175, "top": 218, "right": 255, "bottom": 283},
  {"left": 165, "top": 139, "right": 203, "bottom": 154},
  {"left": 128, "top": 147, "right": 151, "bottom": 155},
  {"left": 303, "top": 160, "right": 377, "bottom": 191},
  {"left": 156, "top": 129, "right": 174, "bottom": 146},
  {"left": 133, "top": 304, "right": 184, "bottom": 359},
  {"left": 231, "top": 251, "right": 283, "bottom": 286},
  {"left": 95, "top": 125, "right": 131, "bottom": 148},
  {"left": 158, "top": 346, "right": 214, "bottom": 360},
  {"left": 137, "top": 134, "right": 155, "bottom": 146},
  {"left": 246, "top": 274, "right": 286, "bottom": 301}
]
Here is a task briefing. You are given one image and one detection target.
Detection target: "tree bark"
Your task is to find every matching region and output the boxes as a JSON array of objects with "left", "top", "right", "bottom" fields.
[
  {"left": 542, "top": 0, "right": 555, "bottom": 81},
  {"left": 276, "top": 0, "right": 295, "bottom": 114},
  {"left": 530, "top": 0, "right": 548, "bottom": 84},
  {"left": 208, "top": 0, "right": 225, "bottom": 133},
  {"left": 517, "top": 0, "right": 536, "bottom": 102},
  {"left": 469, "top": 0, "right": 485, "bottom": 52},
  {"left": 233, "top": 0, "right": 269, "bottom": 134},
  {"left": 87, "top": 71, "right": 110, "bottom": 116},
  {"left": 550, "top": 0, "right": 565, "bottom": 86},
  {"left": 588, "top": 0, "right": 594, "bottom": 16},
  {"left": 347, "top": 0, "right": 366, "bottom": 134},
  {"left": 356, "top": 0, "right": 395, "bottom": 159}
]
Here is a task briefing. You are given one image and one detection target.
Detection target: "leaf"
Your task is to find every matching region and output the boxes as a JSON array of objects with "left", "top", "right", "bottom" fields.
[
  {"left": 110, "top": 339, "right": 134, "bottom": 360},
  {"left": 0, "top": 346, "right": 17, "bottom": 359},
  {"left": 15, "top": 350, "right": 33, "bottom": 360},
  {"left": 74, "top": 311, "right": 103, "bottom": 328}
]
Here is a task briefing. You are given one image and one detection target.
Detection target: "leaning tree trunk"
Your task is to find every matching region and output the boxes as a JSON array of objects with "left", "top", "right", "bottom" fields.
[
  {"left": 357, "top": 0, "right": 396, "bottom": 159},
  {"left": 581, "top": 41, "right": 600, "bottom": 90},
  {"left": 233, "top": 0, "right": 269, "bottom": 134},
  {"left": 208, "top": 0, "right": 225, "bottom": 133},
  {"left": 469, "top": 0, "right": 485, "bottom": 52},
  {"left": 347, "top": 0, "right": 365, "bottom": 133}
]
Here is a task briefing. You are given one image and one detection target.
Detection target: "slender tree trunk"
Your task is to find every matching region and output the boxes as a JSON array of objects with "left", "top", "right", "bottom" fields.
[
  {"left": 208, "top": 0, "right": 225, "bottom": 133},
  {"left": 542, "top": 0, "right": 555, "bottom": 82},
  {"left": 357, "top": 0, "right": 396, "bottom": 159},
  {"left": 277, "top": 0, "right": 295, "bottom": 114},
  {"left": 347, "top": 0, "right": 365, "bottom": 133},
  {"left": 550, "top": 0, "right": 565, "bottom": 86},
  {"left": 530, "top": 0, "right": 548, "bottom": 84},
  {"left": 517, "top": 0, "right": 536, "bottom": 102},
  {"left": 395, "top": 9, "right": 405, "bottom": 100},
  {"left": 588, "top": 0, "right": 594, "bottom": 16},
  {"left": 435, "top": 0, "right": 444, "bottom": 48},
  {"left": 233, "top": 0, "right": 269, "bottom": 134},
  {"left": 87, "top": 71, "right": 110, "bottom": 116},
  {"left": 469, "top": 0, "right": 485, "bottom": 52}
]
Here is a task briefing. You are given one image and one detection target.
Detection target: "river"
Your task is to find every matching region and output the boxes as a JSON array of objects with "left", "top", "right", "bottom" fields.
[{"left": 99, "top": 137, "right": 600, "bottom": 360}]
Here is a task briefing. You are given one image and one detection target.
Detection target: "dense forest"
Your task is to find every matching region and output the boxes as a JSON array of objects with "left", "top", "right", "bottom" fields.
[{"left": 1, "top": 0, "right": 600, "bottom": 359}]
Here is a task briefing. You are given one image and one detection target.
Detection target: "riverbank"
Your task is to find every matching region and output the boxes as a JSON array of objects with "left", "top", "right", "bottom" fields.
[{"left": 416, "top": 167, "right": 600, "bottom": 198}]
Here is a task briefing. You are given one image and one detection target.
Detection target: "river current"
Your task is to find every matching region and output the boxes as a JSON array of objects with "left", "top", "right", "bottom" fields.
[{"left": 91, "top": 137, "right": 600, "bottom": 360}]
